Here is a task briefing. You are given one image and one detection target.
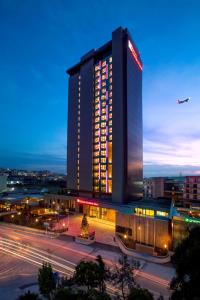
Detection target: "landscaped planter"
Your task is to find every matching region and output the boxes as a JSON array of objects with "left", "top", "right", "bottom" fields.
[{"left": 75, "top": 236, "right": 95, "bottom": 245}]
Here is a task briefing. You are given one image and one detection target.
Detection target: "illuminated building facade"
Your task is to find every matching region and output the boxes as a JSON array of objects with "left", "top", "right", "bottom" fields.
[{"left": 67, "top": 27, "right": 143, "bottom": 204}]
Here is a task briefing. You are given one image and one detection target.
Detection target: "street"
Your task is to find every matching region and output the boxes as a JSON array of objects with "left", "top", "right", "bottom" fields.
[{"left": 0, "top": 222, "right": 174, "bottom": 299}]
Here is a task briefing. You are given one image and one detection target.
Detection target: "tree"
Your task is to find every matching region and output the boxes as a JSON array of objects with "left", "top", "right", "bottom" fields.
[
  {"left": 127, "top": 286, "right": 154, "bottom": 300},
  {"left": 81, "top": 214, "right": 89, "bottom": 238},
  {"left": 95, "top": 255, "right": 110, "bottom": 293},
  {"left": 111, "top": 254, "right": 139, "bottom": 300},
  {"left": 38, "top": 262, "right": 56, "bottom": 299},
  {"left": 170, "top": 226, "right": 200, "bottom": 300},
  {"left": 17, "top": 291, "right": 41, "bottom": 300},
  {"left": 73, "top": 260, "right": 99, "bottom": 292}
]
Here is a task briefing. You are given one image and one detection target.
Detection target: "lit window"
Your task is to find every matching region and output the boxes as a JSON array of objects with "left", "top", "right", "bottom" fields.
[
  {"left": 109, "top": 92, "right": 112, "bottom": 98},
  {"left": 101, "top": 122, "right": 106, "bottom": 128},
  {"left": 102, "top": 67, "right": 106, "bottom": 74},
  {"left": 95, "top": 117, "right": 100, "bottom": 123},
  {"left": 93, "top": 151, "right": 99, "bottom": 157},
  {"left": 101, "top": 143, "right": 106, "bottom": 149},
  {"left": 101, "top": 172, "right": 106, "bottom": 178},
  {"left": 109, "top": 64, "right": 112, "bottom": 70},
  {"left": 102, "top": 61, "right": 106, "bottom": 67},
  {"left": 101, "top": 136, "right": 106, "bottom": 142},
  {"left": 93, "top": 165, "right": 99, "bottom": 171},
  {"left": 101, "top": 180, "right": 106, "bottom": 185},
  {"left": 101, "top": 165, "right": 106, "bottom": 170},
  {"left": 93, "top": 172, "right": 99, "bottom": 178},
  {"left": 101, "top": 158, "right": 106, "bottom": 163},
  {"left": 101, "top": 129, "right": 106, "bottom": 135},
  {"left": 109, "top": 106, "right": 112, "bottom": 112},
  {"left": 94, "top": 130, "right": 99, "bottom": 136},
  {"left": 156, "top": 211, "right": 168, "bottom": 217},
  {"left": 94, "top": 137, "right": 99, "bottom": 143},
  {"left": 109, "top": 57, "right": 112, "bottom": 63},
  {"left": 102, "top": 81, "right": 106, "bottom": 87},
  {"left": 101, "top": 150, "right": 106, "bottom": 156},
  {"left": 101, "top": 95, "right": 106, "bottom": 100},
  {"left": 102, "top": 75, "right": 106, "bottom": 80},
  {"left": 94, "top": 186, "right": 99, "bottom": 191},
  {"left": 109, "top": 113, "right": 112, "bottom": 119},
  {"left": 101, "top": 102, "right": 106, "bottom": 107},
  {"left": 95, "top": 78, "right": 99, "bottom": 84},
  {"left": 101, "top": 108, "right": 106, "bottom": 114},
  {"left": 109, "top": 78, "right": 112, "bottom": 83},
  {"left": 109, "top": 121, "right": 112, "bottom": 126},
  {"left": 95, "top": 91, "right": 100, "bottom": 96},
  {"left": 95, "top": 104, "right": 99, "bottom": 110},
  {"left": 95, "top": 110, "right": 99, "bottom": 117},
  {"left": 109, "top": 71, "right": 112, "bottom": 77},
  {"left": 109, "top": 135, "right": 112, "bottom": 141},
  {"left": 109, "top": 85, "right": 112, "bottom": 90},
  {"left": 102, "top": 88, "right": 106, "bottom": 94},
  {"left": 95, "top": 124, "right": 99, "bottom": 130},
  {"left": 95, "top": 65, "right": 100, "bottom": 71},
  {"left": 101, "top": 115, "right": 106, "bottom": 121}
]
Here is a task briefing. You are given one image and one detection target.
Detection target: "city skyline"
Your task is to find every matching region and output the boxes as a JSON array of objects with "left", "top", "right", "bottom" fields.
[{"left": 1, "top": 0, "right": 200, "bottom": 176}]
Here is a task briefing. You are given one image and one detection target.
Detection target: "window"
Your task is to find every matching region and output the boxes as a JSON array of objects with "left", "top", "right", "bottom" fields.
[
  {"left": 95, "top": 117, "right": 100, "bottom": 123},
  {"left": 102, "top": 75, "right": 106, "bottom": 80},
  {"left": 101, "top": 101, "right": 106, "bottom": 107},
  {"left": 109, "top": 92, "right": 112, "bottom": 98},
  {"left": 109, "top": 57, "right": 112, "bottom": 63},
  {"left": 94, "top": 137, "right": 99, "bottom": 143},
  {"left": 95, "top": 104, "right": 99, "bottom": 110},
  {"left": 101, "top": 115, "right": 106, "bottom": 121},
  {"left": 109, "top": 64, "right": 112, "bottom": 70},
  {"left": 95, "top": 91, "right": 100, "bottom": 96},
  {"left": 156, "top": 211, "right": 168, "bottom": 217},
  {"left": 109, "top": 106, "right": 112, "bottom": 112},
  {"left": 93, "top": 151, "right": 99, "bottom": 157},
  {"left": 101, "top": 172, "right": 106, "bottom": 178},
  {"left": 109, "top": 120, "right": 112, "bottom": 126},
  {"left": 93, "top": 165, "right": 99, "bottom": 171},
  {"left": 109, "top": 85, "right": 112, "bottom": 90},
  {"left": 94, "top": 130, "right": 99, "bottom": 136},
  {"left": 101, "top": 143, "right": 106, "bottom": 149},
  {"left": 109, "top": 113, "right": 112, "bottom": 119},
  {"left": 101, "top": 150, "right": 106, "bottom": 156},
  {"left": 101, "top": 108, "right": 106, "bottom": 114},
  {"left": 101, "top": 165, "right": 106, "bottom": 170},
  {"left": 101, "top": 129, "right": 106, "bottom": 135},
  {"left": 101, "top": 136, "right": 106, "bottom": 142},
  {"left": 109, "top": 71, "right": 112, "bottom": 77},
  {"left": 93, "top": 158, "right": 99, "bottom": 164},
  {"left": 95, "top": 110, "right": 99, "bottom": 117},
  {"left": 102, "top": 67, "right": 106, "bottom": 74},
  {"left": 102, "top": 61, "right": 106, "bottom": 67},
  {"left": 109, "top": 127, "right": 112, "bottom": 133},
  {"left": 94, "top": 144, "right": 99, "bottom": 150},
  {"left": 102, "top": 88, "right": 106, "bottom": 94},
  {"left": 135, "top": 208, "right": 154, "bottom": 217},
  {"left": 95, "top": 124, "right": 99, "bottom": 130},
  {"left": 102, "top": 81, "right": 106, "bottom": 87},
  {"left": 101, "top": 95, "right": 106, "bottom": 100},
  {"left": 101, "top": 158, "right": 106, "bottom": 163},
  {"left": 101, "top": 122, "right": 106, "bottom": 128},
  {"left": 95, "top": 65, "right": 100, "bottom": 71}
]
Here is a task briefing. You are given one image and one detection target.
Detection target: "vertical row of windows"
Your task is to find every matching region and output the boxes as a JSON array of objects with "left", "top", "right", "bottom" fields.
[
  {"left": 93, "top": 56, "right": 112, "bottom": 194},
  {"left": 77, "top": 75, "right": 81, "bottom": 189}
]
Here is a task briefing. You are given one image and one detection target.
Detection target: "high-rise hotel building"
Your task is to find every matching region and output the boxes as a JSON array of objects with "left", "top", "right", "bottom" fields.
[{"left": 67, "top": 27, "right": 143, "bottom": 204}]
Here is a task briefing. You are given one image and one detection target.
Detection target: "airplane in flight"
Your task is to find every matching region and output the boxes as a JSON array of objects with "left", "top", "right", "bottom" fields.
[{"left": 177, "top": 97, "right": 191, "bottom": 104}]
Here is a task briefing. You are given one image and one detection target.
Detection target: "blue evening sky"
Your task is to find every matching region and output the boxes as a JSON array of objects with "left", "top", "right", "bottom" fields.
[{"left": 0, "top": 0, "right": 200, "bottom": 176}]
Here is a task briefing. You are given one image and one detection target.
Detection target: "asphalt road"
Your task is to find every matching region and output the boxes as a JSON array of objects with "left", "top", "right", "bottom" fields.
[{"left": 0, "top": 222, "right": 173, "bottom": 299}]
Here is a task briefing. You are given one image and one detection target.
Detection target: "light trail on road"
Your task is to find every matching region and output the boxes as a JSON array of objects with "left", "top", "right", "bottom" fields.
[{"left": 0, "top": 224, "right": 171, "bottom": 298}]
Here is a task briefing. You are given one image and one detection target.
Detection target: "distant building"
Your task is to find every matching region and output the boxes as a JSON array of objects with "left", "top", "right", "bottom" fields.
[
  {"left": 0, "top": 175, "right": 7, "bottom": 193},
  {"left": 183, "top": 176, "right": 200, "bottom": 207},
  {"left": 144, "top": 177, "right": 184, "bottom": 205}
]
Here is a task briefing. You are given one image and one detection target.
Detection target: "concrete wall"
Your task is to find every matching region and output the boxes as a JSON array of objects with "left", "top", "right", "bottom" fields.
[
  {"left": 116, "top": 211, "right": 170, "bottom": 250},
  {"left": 67, "top": 74, "right": 79, "bottom": 190}
]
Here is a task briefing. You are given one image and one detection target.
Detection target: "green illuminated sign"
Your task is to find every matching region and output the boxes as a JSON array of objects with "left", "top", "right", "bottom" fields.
[{"left": 184, "top": 217, "right": 200, "bottom": 224}]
